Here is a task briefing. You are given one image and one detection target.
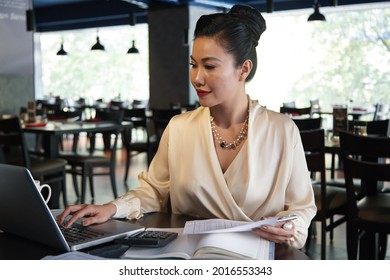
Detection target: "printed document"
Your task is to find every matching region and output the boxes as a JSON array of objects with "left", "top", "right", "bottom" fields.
[{"left": 183, "top": 217, "right": 278, "bottom": 234}]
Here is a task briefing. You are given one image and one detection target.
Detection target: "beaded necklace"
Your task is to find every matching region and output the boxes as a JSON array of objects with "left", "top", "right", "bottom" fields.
[{"left": 210, "top": 110, "right": 249, "bottom": 150}]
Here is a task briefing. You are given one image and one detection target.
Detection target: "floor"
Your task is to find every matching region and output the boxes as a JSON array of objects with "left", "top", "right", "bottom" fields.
[{"left": 58, "top": 134, "right": 390, "bottom": 260}]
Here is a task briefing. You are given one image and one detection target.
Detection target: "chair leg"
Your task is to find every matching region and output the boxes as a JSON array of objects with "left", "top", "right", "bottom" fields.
[
  {"left": 89, "top": 133, "right": 96, "bottom": 153},
  {"left": 59, "top": 135, "right": 64, "bottom": 151},
  {"left": 360, "top": 232, "right": 389, "bottom": 259},
  {"left": 330, "top": 152, "right": 335, "bottom": 179},
  {"left": 311, "top": 221, "right": 317, "bottom": 237},
  {"left": 304, "top": 221, "right": 313, "bottom": 254},
  {"left": 321, "top": 219, "right": 327, "bottom": 260},
  {"left": 88, "top": 167, "right": 95, "bottom": 199},
  {"left": 103, "top": 133, "right": 111, "bottom": 151},
  {"left": 61, "top": 171, "right": 68, "bottom": 207},
  {"left": 378, "top": 233, "right": 388, "bottom": 260},
  {"left": 346, "top": 220, "right": 359, "bottom": 259},
  {"left": 124, "top": 149, "right": 131, "bottom": 182},
  {"left": 110, "top": 169, "right": 118, "bottom": 198},
  {"left": 71, "top": 173, "right": 80, "bottom": 198},
  {"left": 72, "top": 133, "right": 79, "bottom": 153},
  {"left": 330, "top": 216, "right": 334, "bottom": 240},
  {"left": 80, "top": 169, "right": 87, "bottom": 204}
]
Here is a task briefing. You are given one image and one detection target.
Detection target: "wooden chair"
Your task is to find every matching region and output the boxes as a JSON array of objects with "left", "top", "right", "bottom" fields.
[
  {"left": 373, "top": 103, "right": 389, "bottom": 121},
  {"left": 51, "top": 108, "right": 83, "bottom": 152},
  {"left": 151, "top": 108, "right": 182, "bottom": 145},
  {"left": 88, "top": 108, "right": 123, "bottom": 152},
  {"left": 368, "top": 119, "right": 390, "bottom": 136},
  {"left": 339, "top": 131, "right": 390, "bottom": 259},
  {"left": 32, "top": 107, "right": 83, "bottom": 154},
  {"left": 345, "top": 119, "right": 390, "bottom": 136},
  {"left": 39, "top": 102, "right": 63, "bottom": 121},
  {"left": 300, "top": 129, "right": 347, "bottom": 259},
  {"left": 59, "top": 110, "right": 124, "bottom": 203},
  {"left": 310, "top": 99, "right": 321, "bottom": 117},
  {"left": 293, "top": 117, "right": 322, "bottom": 131},
  {"left": 327, "top": 119, "right": 390, "bottom": 186},
  {"left": 294, "top": 117, "right": 323, "bottom": 182},
  {"left": 0, "top": 115, "right": 67, "bottom": 208},
  {"left": 122, "top": 108, "right": 157, "bottom": 183}
]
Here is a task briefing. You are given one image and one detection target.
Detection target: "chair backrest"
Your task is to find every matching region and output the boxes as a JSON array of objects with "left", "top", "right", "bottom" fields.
[
  {"left": 293, "top": 117, "right": 322, "bottom": 131},
  {"left": 87, "top": 109, "right": 124, "bottom": 154},
  {"left": 132, "top": 99, "right": 149, "bottom": 109},
  {"left": 122, "top": 107, "right": 152, "bottom": 145},
  {"left": 282, "top": 101, "right": 296, "bottom": 108},
  {"left": 280, "top": 106, "right": 312, "bottom": 117},
  {"left": 40, "top": 102, "right": 63, "bottom": 117},
  {"left": 310, "top": 99, "right": 321, "bottom": 117},
  {"left": 348, "top": 119, "right": 390, "bottom": 136},
  {"left": 110, "top": 100, "right": 129, "bottom": 110},
  {"left": 310, "top": 99, "right": 320, "bottom": 110},
  {"left": 123, "top": 108, "right": 148, "bottom": 128},
  {"left": 44, "top": 108, "right": 83, "bottom": 121},
  {"left": 0, "top": 116, "right": 31, "bottom": 168},
  {"left": 300, "top": 129, "right": 326, "bottom": 179},
  {"left": 151, "top": 108, "right": 182, "bottom": 143},
  {"left": 339, "top": 131, "right": 390, "bottom": 200},
  {"left": 95, "top": 108, "right": 124, "bottom": 124},
  {"left": 299, "top": 129, "right": 326, "bottom": 214},
  {"left": 373, "top": 103, "right": 389, "bottom": 121},
  {"left": 62, "top": 109, "right": 83, "bottom": 121},
  {"left": 367, "top": 119, "right": 390, "bottom": 136}
]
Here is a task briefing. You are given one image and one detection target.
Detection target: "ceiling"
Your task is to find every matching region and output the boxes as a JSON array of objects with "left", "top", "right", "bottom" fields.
[{"left": 29, "top": 0, "right": 390, "bottom": 32}]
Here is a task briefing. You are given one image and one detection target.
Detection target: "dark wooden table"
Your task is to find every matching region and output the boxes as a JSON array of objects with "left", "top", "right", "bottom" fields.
[
  {"left": 23, "top": 120, "right": 132, "bottom": 158},
  {"left": 0, "top": 212, "right": 310, "bottom": 260},
  {"left": 319, "top": 108, "right": 375, "bottom": 120}
]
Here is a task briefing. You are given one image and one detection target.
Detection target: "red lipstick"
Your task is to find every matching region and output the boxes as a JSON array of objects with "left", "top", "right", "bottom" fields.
[{"left": 196, "top": 89, "right": 211, "bottom": 97}]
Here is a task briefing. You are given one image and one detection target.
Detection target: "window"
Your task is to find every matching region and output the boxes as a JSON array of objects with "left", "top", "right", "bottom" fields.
[
  {"left": 39, "top": 6, "right": 390, "bottom": 112},
  {"left": 39, "top": 24, "right": 149, "bottom": 103}
]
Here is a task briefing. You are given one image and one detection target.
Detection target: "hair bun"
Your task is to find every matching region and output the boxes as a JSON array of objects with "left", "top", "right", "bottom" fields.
[{"left": 228, "top": 5, "right": 266, "bottom": 45}]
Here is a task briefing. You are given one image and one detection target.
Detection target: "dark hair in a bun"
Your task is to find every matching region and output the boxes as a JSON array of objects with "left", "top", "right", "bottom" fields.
[{"left": 194, "top": 5, "right": 266, "bottom": 82}]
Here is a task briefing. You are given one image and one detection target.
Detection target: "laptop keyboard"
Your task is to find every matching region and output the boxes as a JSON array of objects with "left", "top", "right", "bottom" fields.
[{"left": 61, "top": 223, "right": 105, "bottom": 243}]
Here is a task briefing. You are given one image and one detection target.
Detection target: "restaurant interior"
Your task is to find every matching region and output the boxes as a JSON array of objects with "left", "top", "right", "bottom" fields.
[{"left": 0, "top": 0, "right": 390, "bottom": 261}]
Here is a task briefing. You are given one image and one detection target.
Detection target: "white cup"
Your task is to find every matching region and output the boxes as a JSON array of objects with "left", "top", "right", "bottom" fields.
[{"left": 34, "top": 180, "right": 52, "bottom": 204}]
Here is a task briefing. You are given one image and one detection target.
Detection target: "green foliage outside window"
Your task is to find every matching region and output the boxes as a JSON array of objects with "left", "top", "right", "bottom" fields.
[{"left": 40, "top": 7, "right": 389, "bottom": 113}]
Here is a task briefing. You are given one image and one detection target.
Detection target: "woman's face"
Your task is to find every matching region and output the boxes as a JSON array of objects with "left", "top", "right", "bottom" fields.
[{"left": 190, "top": 36, "right": 244, "bottom": 108}]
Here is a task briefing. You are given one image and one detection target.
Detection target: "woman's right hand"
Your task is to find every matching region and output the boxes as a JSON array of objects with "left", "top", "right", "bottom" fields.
[{"left": 56, "top": 203, "right": 117, "bottom": 228}]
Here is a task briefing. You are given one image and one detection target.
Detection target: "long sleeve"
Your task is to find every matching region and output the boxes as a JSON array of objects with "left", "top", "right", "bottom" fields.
[
  {"left": 243, "top": 105, "right": 316, "bottom": 248},
  {"left": 111, "top": 100, "right": 316, "bottom": 249},
  {"left": 112, "top": 122, "right": 172, "bottom": 219}
]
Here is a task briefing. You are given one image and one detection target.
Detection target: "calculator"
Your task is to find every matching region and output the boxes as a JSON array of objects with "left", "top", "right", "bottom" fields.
[{"left": 115, "top": 230, "right": 178, "bottom": 248}]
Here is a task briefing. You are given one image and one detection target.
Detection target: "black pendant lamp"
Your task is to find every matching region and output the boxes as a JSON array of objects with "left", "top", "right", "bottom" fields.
[
  {"left": 308, "top": 0, "right": 326, "bottom": 22},
  {"left": 91, "top": 31, "right": 105, "bottom": 51},
  {"left": 127, "top": 40, "right": 139, "bottom": 54},
  {"left": 56, "top": 40, "right": 67, "bottom": 56}
]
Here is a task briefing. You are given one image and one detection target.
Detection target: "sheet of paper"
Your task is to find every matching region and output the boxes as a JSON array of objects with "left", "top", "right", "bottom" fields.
[
  {"left": 122, "top": 228, "right": 201, "bottom": 260},
  {"left": 183, "top": 217, "right": 278, "bottom": 234}
]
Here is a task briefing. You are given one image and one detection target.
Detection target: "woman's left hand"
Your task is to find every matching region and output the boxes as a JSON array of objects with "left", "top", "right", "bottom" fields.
[{"left": 252, "top": 221, "right": 295, "bottom": 244}]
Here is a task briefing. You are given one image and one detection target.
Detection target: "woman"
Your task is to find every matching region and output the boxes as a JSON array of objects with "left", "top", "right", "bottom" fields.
[{"left": 57, "top": 5, "right": 316, "bottom": 249}]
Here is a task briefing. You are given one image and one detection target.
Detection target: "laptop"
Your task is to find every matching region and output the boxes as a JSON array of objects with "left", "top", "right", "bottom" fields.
[{"left": 0, "top": 163, "right": 144, "bottom": 251}]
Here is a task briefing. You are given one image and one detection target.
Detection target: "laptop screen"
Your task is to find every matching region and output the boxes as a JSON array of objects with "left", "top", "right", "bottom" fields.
[{"left": 0, "top": 164, "right": 144, "bottom": 251}]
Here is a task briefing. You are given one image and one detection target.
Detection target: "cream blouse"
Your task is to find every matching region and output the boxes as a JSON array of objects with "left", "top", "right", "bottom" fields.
[{"left": 112, "top": 99, "right": 316, "bottom": 248}]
